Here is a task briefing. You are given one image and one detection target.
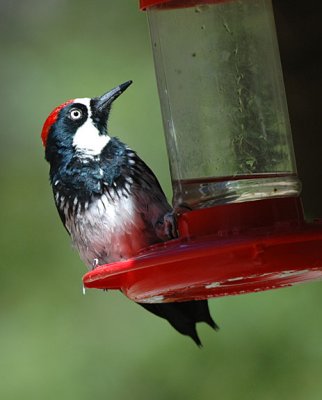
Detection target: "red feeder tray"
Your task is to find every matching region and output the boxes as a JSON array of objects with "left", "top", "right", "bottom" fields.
[
  {"left": 84, "top": 0, "right": 322, "bottom": 303},
  {"left": 83, "top": 197, "right": 322, "bottom": 303}
]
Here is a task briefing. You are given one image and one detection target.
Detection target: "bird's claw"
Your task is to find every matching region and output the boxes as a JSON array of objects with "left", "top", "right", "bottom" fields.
[{"left": 155, "top": 211, "right": 178, "bottom": 241}]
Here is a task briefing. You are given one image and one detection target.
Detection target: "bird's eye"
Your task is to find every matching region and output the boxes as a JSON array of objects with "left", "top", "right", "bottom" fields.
[{"left": 69, "top": 108, "right": 83, "bottom": 120}]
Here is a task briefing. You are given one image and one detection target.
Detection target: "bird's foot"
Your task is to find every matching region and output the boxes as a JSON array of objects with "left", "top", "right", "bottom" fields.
[
  {"left": 163, "top": 211, "right": 178, "bottom": 239},
  {"left": 155, "top": 211, "right": 178, "bottom": 241}
]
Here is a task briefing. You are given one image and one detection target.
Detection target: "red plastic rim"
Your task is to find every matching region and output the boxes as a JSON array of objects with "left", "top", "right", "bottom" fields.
[
  {"left": 140, "top": 0, "right": 230, "bottom": 10},
  {"left": 83, "top": 198, "right": 322, "bottom": 303},
  {"left": 83, "top": 224, "right": 322, "bottom": 302}
]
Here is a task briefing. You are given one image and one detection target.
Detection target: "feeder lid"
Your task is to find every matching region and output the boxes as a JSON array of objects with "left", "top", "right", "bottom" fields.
[
  {"left": 83, "top": 198, "right": 322, "bottom": 303},
  {"left": 140, "top": 0, "right": 229, "bottom": 10}
]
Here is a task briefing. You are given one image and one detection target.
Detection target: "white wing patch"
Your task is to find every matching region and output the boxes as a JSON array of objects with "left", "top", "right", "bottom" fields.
[{"left": 72, "top": 97, "right": 110, "bottom": 156}]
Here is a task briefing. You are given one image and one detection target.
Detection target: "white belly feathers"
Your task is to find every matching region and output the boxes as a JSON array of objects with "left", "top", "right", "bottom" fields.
[{"left": 64, "top": 194, "right": 149, "bottom": 268}]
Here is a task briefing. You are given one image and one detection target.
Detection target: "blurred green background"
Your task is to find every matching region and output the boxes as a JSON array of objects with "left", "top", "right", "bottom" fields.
[{"left": 1, "top": 0, "right": 322, "bottom": 399}]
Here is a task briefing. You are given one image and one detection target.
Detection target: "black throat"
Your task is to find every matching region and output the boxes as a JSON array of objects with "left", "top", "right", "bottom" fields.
[{"left": 49, "top": 137, "right": 134, "bottom": 209}]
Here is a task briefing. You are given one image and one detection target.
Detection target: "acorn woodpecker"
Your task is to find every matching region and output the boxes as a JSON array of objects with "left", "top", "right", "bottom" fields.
[{"left": 41, "top": 81, "right": 218, "bottom": 346}]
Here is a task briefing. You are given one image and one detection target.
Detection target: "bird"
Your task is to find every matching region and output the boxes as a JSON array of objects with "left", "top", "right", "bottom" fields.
[{"left": 41, "top": 80, "right": 218, "bottom": 346}]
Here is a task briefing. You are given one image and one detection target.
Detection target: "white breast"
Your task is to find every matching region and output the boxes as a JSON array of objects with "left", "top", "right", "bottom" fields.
[{"left": 64, "top": 194, "right": 150, "bottom": 268}]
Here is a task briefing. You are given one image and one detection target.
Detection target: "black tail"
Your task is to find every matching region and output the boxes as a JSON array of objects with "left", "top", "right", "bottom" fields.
[{"left": 138, "top": 300, "right": 219, "bottom": 347}]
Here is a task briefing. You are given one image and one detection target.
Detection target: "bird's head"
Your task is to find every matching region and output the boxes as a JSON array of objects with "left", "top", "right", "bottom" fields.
[{"left": 41, "top": 81, "right": 132, "bottom": 163}]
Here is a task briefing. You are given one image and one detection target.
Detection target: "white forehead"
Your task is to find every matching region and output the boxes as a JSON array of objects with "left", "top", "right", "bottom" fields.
[{"left": 73, "top": 98, "right": 92, "bottom": 110}]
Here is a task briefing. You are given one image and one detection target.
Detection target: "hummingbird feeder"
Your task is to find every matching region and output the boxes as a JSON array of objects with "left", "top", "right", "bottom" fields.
[{"left": 83, "top": 0, "right": 322, "bottom": 303}]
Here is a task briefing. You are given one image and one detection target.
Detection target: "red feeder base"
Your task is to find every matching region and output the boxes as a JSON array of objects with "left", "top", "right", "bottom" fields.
[{"left": 83, "top": 197, "right": 322, "bottom": 303}]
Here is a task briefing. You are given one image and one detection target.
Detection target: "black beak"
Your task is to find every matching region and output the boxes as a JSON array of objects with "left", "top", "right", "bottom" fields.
[{"left": 95, "top": 80, "right": 132, "bottom": 112}]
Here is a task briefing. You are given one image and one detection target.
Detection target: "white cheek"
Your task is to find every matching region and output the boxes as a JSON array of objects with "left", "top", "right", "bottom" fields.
[
  {"left": 73, "top": 119, "right": 110, "bottom": 155},
  {"left": 72, "top": 98, "right": 110, "bottom": 156}
]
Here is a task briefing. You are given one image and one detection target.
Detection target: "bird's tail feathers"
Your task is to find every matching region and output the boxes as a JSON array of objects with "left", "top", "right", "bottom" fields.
[{"left": 138, "top": 299, "right": 218, "bottom": 347}]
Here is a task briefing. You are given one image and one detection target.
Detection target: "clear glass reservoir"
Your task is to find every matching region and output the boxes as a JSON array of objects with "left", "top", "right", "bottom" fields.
[
  {"left": 146, "top": 0, "right": 301, "bottom": 209},
  {"left": 83, "top": 0, "right": 322, "bottom": 306}
]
